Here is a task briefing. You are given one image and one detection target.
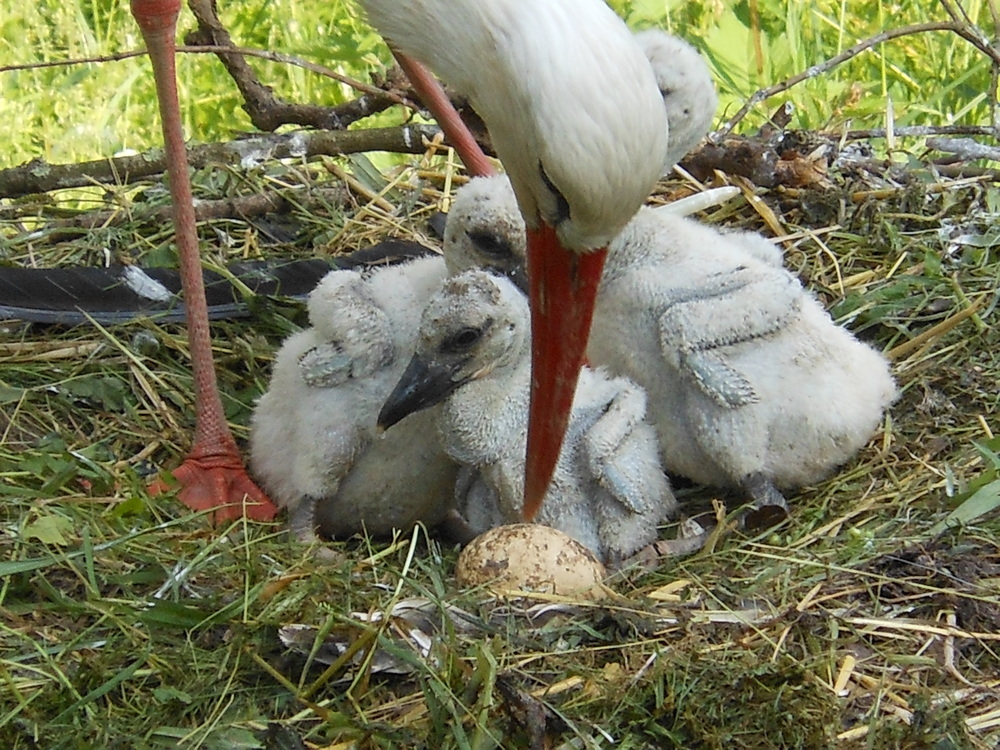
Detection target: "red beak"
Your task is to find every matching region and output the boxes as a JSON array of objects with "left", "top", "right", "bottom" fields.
[{"left": 523, "top": 222, "right": 606, "bottom": 520}]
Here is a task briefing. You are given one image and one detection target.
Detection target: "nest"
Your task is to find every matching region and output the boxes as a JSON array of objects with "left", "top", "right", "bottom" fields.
[{"left": 0, "top": 127, "right": 997, "bottom": 748}]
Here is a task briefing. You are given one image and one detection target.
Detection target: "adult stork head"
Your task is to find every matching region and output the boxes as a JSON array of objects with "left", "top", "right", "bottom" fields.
[{"left": 359, "top": 0, "right": 668, "bottom": 518}]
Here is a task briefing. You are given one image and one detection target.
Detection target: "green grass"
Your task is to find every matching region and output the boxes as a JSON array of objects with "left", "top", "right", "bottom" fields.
[
  {"left": 2, "top": 1, "right": 1000, "bottom": 747},
  {"left": 2, "top": 152, "right": 998, "bottom": 747},
  {"left": 1, "top": 1, "right": 997, "bottom": 168}
]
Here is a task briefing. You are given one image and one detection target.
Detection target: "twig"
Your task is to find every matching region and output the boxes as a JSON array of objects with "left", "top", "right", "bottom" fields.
[
  {"left": 0, "top": 49, "right": 147, "bottom": 73},
  {"left": 0, "top": 44, "right": 404, "bottom": 131},
  {"left": 946, "top": 0, "right": 1000, "bottom": 131},
  {"left": 0, "top": 125, "right": 441, "bottom": 198},
  {"left": 716, "top": 21, "right": 995, "bottom": 137},
  {"left": 887, "top": 294, "right": 989, "bottom": 360},
  {"left": 21, "top": 185, "right": 347, "bottom": 236},
  {"left": 184, "top": 0, "right": 395, "bottom": 131},
  {"left": 939, "top": 0, "right": 977, "bottom": 28},
  {"left": 0, "top": 45, "right": 388, "bottom": 100},
  {"left": 834, "top": 124, "right": 1000, "bottom": 141},
  {"left": 927, "top": 137, "right": 1000, "bottom": 161}
]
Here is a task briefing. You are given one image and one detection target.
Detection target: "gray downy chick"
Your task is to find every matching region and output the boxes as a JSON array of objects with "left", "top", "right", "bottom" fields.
[
  {"left": 378, "top": 269, "right": 677, "bottom": 566},
  {"left": 446, "top": 175, "right": 898, "bottom": 512},
  {"left": 250, "top": 258, "right": 458, "bottom": 540}
]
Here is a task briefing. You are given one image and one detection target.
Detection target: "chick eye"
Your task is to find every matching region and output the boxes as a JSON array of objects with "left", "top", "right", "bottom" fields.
[
  {"left": 466, "top": 229, "right": 512, "bottom": 259},
  {"left": 441, "top": 326, "right": 483, "bottom": 353}
]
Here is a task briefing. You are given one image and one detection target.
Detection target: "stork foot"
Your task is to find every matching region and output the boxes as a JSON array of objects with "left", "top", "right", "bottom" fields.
[
  {"left": 614, "top": 516, "right": 711, "bottom": 573},
  {"left": 740, "top": 473, "right": 789, "bottom": 531},
  {"left": 151, "top": 443, "right": 278, "bottom": 524}
]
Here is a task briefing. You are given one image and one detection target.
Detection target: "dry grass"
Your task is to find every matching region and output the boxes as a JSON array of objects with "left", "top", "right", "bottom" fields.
[{"left": 1, "top": 137, "right": 998, "bottom": 748}]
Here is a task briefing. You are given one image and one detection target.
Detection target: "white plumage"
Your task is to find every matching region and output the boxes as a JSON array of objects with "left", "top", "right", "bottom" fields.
[
  {"left": 358, "top": 0, "right": 668, "bottom": 251},
  {"left": 379, "top": 270, "right": 677, "bottom": 564},
  {"left": 445, "top": 175, "right": 898, "bottom": 506}
]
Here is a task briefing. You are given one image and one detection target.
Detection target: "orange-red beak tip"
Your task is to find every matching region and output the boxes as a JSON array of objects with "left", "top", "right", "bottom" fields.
[{"left": 522, "top": 224, "right": 606, "bottom": 521}]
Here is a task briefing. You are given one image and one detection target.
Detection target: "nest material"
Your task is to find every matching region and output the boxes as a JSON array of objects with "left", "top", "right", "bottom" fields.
[{"left": 0, "top": 136, "right": 998, "bottom": 749}]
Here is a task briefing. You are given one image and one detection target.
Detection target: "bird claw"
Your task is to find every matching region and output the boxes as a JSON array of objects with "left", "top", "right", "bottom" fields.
[
  {"left": 740, "top": 473, "right": 790, "bottom": 531},
  {"left": 150, "top": 448, "right": 278, "bottom": 524}
]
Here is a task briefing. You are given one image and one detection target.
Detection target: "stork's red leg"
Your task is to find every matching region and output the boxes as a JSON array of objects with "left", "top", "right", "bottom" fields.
[
  {"left": 131, "top": 0, "right": 277, "bottom": 523},
  {"left": 391, "top": 51, "right": 495, "bottom": 178}
]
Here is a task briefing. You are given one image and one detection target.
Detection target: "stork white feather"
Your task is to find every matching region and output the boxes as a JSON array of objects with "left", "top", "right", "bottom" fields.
[
  {"left": 359, "top": 0, "right": 668, "bottom": 251},
  {"left": 593, "top": 209, "right": 899, "bottom": 500}
]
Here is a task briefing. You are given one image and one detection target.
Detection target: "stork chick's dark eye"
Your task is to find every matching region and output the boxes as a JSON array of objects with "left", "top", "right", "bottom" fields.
[
  {"left": 467, "top": 229, "right": 513, "bottom": 259},
  {"left": 441, "top": 322, "right": 490, "bottom": 354}
]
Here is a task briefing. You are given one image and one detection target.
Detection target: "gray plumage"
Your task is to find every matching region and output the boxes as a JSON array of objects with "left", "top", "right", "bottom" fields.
[
  {"left": 446, "top": 175, "right": 898, "bottom": 505},
  {"left": 379, "top": 270, "right": 677, "bottom": 565},
  {"left": 249, "top": 257, "right": 458, "bottom": 540},
  {"left": 249, "top": 216, "right": 543, "bottom": 540},
  {"left": 592, "top": 208, "right": 898, "bottom": 497}
]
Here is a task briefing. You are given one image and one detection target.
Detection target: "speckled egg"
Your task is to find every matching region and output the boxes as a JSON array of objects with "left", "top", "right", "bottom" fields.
[{"left": 456, "top": 524, "right": 607, "bottom": 598}]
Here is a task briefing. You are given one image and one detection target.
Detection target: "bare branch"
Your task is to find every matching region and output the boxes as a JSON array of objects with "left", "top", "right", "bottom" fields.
[
  {"left": 0, "top": 125, "right": 441, "bottom": 199},
  {"left": 835, "top": 124, "right": 1000, "bottom": 141},
  {"left": 7, "top": 186, "right": 348, "bottom": 241},
  {"left": 0, "top": 45, "right": 388, "bottom": 99},
  {"left": 184, "top": 0, "right": 388, "bottom": 130},
  {"left": 927, "top": 136, "right": 1000, "bottom": 161}
]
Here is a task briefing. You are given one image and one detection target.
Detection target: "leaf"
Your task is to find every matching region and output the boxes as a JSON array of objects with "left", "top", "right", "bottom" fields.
[
  {"left": 348, "top": 153, "right": 394, "bottom": 197},
  {"left": 22, "top": 514, "right": 74, "bottom": 546},
  {"left": 138, "top": 601, "right": 214, "bottom": 629},
  {"left": 0, "top": 386, "right": 26, "bottom": 404},
  {"left": 108, "top": 495, "right": 148, "bottom": 518},
  {"left": 930, "top": 479, "right": 1000, "bottom": 535},
  {"left": 62, "top": 375, "right": 129, "bottom": 411},
  {"left": 52, "top": 647, "right": 151, "bottom": 723},
  {"left": 152, "top": 686, "right": 193, "bottom": 705}
]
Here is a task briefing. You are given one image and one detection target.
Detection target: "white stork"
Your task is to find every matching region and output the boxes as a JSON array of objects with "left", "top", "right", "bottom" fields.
[{"left": 358, "top": 0, "right": 669, "bottom": 519}]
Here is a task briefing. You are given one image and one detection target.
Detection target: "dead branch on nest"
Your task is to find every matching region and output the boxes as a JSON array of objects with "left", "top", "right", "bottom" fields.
[
  {"left": 838, "top": 125, "right": 1000, "bottom": 142},
  {"left": 928, "top": 137, "right": 1000, "bottom": 162},
  {"left": 19, "top": 186, "right": 347, "bottom": 237},
  {"left": 0, "top": 125, "right": 439, "bottom": 199}
]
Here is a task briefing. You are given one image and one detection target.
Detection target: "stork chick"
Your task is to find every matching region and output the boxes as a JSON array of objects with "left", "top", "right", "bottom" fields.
[
  {"left": 447, "top": 175, "right": 898, "bottom": 512},
  {"left": 249, "top": 217, "right": 539, "bottom": 541},
  {"left": 250, "top": 258, "right": 458, "bottom": 540},
  {"left": 634, "top": 29, "right": 718, "bottom": 173},
  {"left": 378, "top": 270, "right": 677, "bottom": 566}
]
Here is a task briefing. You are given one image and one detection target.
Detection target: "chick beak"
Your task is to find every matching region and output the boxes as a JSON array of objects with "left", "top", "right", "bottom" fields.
[{"left": 378, "top": 354, "right": 463, "bottom": 431}]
